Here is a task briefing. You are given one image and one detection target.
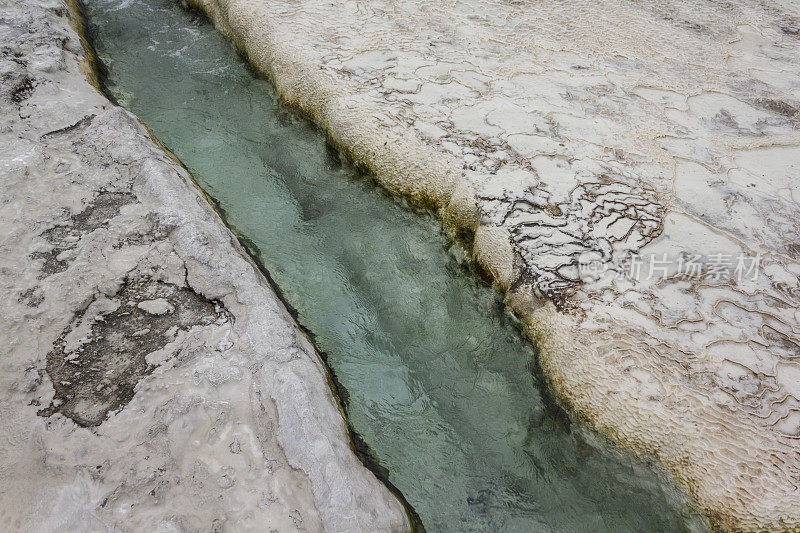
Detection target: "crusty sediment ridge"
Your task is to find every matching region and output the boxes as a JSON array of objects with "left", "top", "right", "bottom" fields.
[
  {"left": 0, "top": 0, "right": 408, "bottom": 530},
  {"left": 184, "top": 0, "right": 800, "bottom": 529}
]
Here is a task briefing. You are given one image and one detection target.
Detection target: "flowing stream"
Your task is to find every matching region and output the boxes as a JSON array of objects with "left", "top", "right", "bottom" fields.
[{"left": 85, "top": 0, "right": 706, "bottom": 530}]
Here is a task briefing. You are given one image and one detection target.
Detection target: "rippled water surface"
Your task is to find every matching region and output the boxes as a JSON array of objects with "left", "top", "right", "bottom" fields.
[{"left": 86, "top": 0, "right": 705, "bottom": 530}]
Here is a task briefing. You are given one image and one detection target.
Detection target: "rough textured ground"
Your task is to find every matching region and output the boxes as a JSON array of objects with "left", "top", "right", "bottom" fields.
[
  {"left": 185, "top": 0, "right": 800, "bottom": 529},
  {"left": 0, "top": 0, "right": 408, "bottom": 530}
]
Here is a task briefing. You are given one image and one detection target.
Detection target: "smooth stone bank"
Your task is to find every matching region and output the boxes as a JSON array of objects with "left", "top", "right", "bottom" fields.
[
  {"left": 178, "top": 0, "right": 800, "bottom": 529},
  {"left": 0, "top": 0, "right": 407, "bottom": 530},
  {"left": 85, "top": 0, "right": 705, "bottom": 530}
]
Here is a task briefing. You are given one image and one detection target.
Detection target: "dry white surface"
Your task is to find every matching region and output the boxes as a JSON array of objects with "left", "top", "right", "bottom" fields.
[
  {"left": 186, "top": 0, "right": 800, "bottom": 528},
  {"left": 0, "top": 0, "right": 408, "bottom": 530}
]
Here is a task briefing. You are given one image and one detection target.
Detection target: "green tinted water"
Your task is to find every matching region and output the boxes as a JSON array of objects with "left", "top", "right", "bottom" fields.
[{"left": 85, "top": 0, "right": 705, "bottom": 530}]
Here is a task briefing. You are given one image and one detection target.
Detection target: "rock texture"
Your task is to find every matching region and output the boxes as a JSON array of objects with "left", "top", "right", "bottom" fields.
[
  {"left": 184, "top": 0, "right": 800, "bottom": 529},
  {"left": 0, "top": 0, "right": 409, "bottom": 530}
]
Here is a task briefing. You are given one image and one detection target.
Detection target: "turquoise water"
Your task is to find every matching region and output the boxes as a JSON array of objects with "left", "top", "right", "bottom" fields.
[{"left": 85, "top": 0, "right": 705, "bottom": 530}]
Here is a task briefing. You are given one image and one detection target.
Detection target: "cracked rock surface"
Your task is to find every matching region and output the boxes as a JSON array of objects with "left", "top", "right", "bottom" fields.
[
  {"left": 0, "top": 0, "right": 408, "bottom": 530},
  {"left": 186, "top": 0, "right": 800, "bottom": 529}
]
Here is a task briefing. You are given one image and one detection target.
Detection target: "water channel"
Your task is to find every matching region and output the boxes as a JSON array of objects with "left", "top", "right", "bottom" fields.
[{"left": 85, "top": 0, "right": 704, "bottom": 529}]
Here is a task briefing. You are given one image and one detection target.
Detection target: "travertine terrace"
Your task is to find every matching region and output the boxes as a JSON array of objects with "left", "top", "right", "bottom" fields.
[
  {"left": 185, "top": 0, "right": 800, "bottom": 528},
  {"left": 0, "top": 0, "right": 408, "bottom": 530}
]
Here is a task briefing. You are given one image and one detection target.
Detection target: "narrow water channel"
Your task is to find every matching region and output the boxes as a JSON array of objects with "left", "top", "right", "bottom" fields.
[{"left": 85, "top": 0, "right": 705, "bottom": 530}]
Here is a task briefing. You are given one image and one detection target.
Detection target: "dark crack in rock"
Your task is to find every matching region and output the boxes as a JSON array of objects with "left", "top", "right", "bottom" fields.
[
  {"left": 39, "top": 277, "right": 226, "bottom": 426},
  {"left": 10, "top": 75, "right": 34, "bottom": 103}
]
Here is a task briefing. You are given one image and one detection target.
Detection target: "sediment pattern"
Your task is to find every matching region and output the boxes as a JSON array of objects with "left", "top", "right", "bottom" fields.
[
  {"left": 186, "top": 0, "right": 800, "bottom": 528},
  {"left": 0, "top": 0, "right": 408, "bottom": 530}
]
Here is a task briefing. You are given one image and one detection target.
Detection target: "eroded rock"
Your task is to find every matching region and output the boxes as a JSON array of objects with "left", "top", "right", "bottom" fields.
[
  {"left": 40, "top": 277, "right": 226, "bottom": 426},
  {"left": 31, "top": 190, "right": 135, "bottom": 276}
]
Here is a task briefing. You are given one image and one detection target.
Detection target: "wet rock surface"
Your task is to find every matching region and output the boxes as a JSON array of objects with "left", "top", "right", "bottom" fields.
[
  {"left": 0, "top": 0, "right": 408, "bottom": 530},
  {"left": 186, "top": 0, "right": 800, "bottom": 528}
]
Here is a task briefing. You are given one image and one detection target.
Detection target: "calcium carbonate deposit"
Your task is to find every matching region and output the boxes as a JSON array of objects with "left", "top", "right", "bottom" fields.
[{"left": 184, "top": 0, "right": 800, "bottom": 529}]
